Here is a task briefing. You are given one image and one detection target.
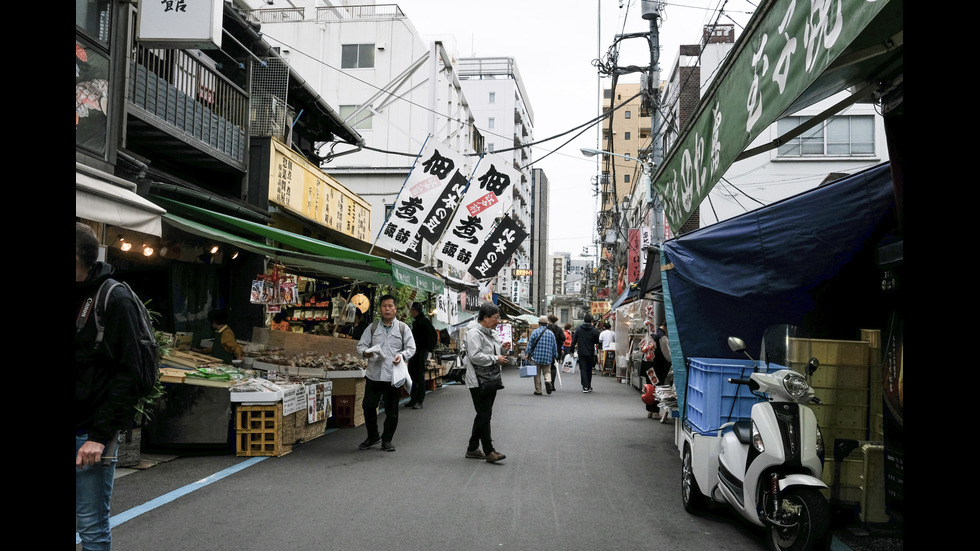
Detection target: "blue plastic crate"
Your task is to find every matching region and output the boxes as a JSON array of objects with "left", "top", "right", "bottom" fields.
[{"left": 685, "top": 358, "right": 765, "bottom": 433}]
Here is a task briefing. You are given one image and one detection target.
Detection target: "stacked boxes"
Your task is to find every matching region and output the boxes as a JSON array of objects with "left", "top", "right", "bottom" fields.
[{"left": 789, "top": 338, "right": 871, "bottom": 448}]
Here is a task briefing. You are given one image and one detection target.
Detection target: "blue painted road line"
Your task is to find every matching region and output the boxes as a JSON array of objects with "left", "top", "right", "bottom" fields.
[{"left": 76, "top": 456, "right": 269, "bottom": 545}]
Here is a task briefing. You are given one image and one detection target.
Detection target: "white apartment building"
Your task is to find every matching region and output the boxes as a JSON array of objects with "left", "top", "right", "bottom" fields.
[
  {"left": 458, "top": 57, "right": 536, "bottom": 308},
  {"left": 240, "top": 1, "right": 483, "bottom": 256},
  {"left": 661, "top": 25, "right": 889, "bottom": 231}
]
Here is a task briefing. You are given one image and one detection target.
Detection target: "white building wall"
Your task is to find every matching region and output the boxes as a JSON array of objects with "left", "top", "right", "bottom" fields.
[{"left": 246, "top": 1, "right": 480, "bottom": 250}]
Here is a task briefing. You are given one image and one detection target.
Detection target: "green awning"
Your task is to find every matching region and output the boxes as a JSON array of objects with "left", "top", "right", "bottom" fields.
[
  {"left": 157, "top": 197, "right": 444, "bottom": 293},
  {"left": 652, "top": 0, "right": 902, "bottom": 230}
]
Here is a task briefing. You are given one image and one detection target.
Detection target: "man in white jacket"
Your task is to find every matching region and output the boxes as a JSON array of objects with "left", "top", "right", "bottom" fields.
[{"left": 357, "top": 295, "right": 416, "bottom": 452}]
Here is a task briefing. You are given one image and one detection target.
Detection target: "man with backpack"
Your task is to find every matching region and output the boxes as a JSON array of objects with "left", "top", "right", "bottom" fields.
[
  {"left": 356, "top": 295, "right": 416, "bottom": 452},
  {"left": 75, "top": 222, "right": 149, "bottom": 550}
]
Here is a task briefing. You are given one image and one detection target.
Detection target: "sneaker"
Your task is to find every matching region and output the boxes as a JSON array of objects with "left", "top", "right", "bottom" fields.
[
  {"left": 587, "top": 387, "right": 594, "bottom": 393},
  {"left": 465, "top": 449, "right": 486, "bottom": 459},
  {"left": 546, "top": 382, "right": 554, "bottom": 394},
  {"left": 404, "top": 402, "right": 416, "bottom": 408},
  {"left": 381, "top": 441, "right": 396, "bottom": 452},
  {"left": 583, "top": 387, "right": 589, "bottom": 393},
  {"left": 534, "top": 391, "right": 543, "bottom": 395},
  {"left": 412, "top": 403, "right": 423, "bottom": 409},
  {"left": 484, "top": 451, "right": 506, "bottom": 463},
  {"left": 358, "top": 437, "right": 381, "bottom": 450}
]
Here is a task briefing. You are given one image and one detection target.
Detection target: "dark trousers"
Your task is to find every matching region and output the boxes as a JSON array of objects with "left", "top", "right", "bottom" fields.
[
  {"left": 468, "top": 387, "right": 497, "bottom": 453},
  {"left": 363, "top": 378, "right": 401, "bottom": 442},
  {"left": 579, "top": 355, "right": 596, "bottom": 389},
  {"left": 408, "top": 354, "right": 427, "bottom": 405}
]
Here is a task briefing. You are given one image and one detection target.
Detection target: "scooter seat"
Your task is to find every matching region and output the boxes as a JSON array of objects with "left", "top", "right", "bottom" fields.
[{"left": 732, "top": 420, "right": 753, "bottom": 445}]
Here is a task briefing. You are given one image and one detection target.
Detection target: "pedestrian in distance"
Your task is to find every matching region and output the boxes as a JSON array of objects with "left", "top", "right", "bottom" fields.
[
  {"left": 599, "top": 321, "right": 615, "bottom": 372},
  {"left": 546, "top": 314, "right": 565, "bottom": 387},
  {"left": 462, "top": 302, "right": 511, "bottom": 463},
  {"left": 572, "top": 314, "right": 601, "bottom": 393},
  {"left": 356, "top": 294, "right": 416, "bottom": 452},
  {"left": 406, "top": 301, "right": 436, "bottom": 409},
  {"left": 563, "top": 323, "right": 573, "bottom": 360},
  {"left": 76, "top": 222, "right": 146, "bottom": 550},
  {"left": 528, "top": 316, "right": 558, "bottom": 395}
]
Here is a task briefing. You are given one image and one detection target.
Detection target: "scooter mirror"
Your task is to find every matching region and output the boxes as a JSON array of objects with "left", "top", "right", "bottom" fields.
[
  {"left": 807, "top": 357, "right": 819, "bottom": 376},
  {"left": 727, "top": 337, "right": 746, "bottom": 353}
]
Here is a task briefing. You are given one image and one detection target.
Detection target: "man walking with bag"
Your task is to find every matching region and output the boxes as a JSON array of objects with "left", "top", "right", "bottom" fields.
[
  {"left": 357, "top": 295, "right": 416, "bottom": 452},
  {"left": 528, "top": 316, "right": 558, "bottom": 395}
]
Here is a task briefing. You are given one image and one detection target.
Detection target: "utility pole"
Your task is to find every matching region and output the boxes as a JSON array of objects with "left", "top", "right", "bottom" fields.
[{"left": 641, "top": 0, "right": 665, "bottom": 246}]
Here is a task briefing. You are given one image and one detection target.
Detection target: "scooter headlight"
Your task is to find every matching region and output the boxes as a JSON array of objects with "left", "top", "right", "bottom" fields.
[
  {"left": 751, "top": 421, "right": 765, "bottom": 453},
  {"left": 782, "top": 372, "right": 810, "bottom": 401}
]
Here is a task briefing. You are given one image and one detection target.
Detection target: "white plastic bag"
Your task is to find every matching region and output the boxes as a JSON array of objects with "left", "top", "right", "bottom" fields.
[
  {"left": 562, "top": 355, "right": 577, "bottom": 374},
  {"left": 392, "top": 357, "right": 412, "bottom": 392}
]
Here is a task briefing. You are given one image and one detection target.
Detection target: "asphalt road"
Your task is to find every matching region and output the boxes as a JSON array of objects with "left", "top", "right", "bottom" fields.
[{"left": 93, "top": 367, "right": 790, "bottom": 551}]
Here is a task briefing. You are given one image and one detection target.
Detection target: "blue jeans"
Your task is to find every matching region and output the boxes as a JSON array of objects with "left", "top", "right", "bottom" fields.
[
  {"left": 579, "top": 355, "right": 596, "bottom": 389},
  {"left": 76, "top": 433, "right": 116, "bottom": 551}
]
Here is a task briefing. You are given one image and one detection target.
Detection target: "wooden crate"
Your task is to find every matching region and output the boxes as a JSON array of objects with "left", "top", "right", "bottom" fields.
[{"left": 236, "top": 403, "right": 287, "bottom": 457}]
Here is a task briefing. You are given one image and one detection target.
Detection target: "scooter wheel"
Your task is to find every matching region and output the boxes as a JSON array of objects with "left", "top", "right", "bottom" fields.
[
  {"left": 767, "top": 487, "right": 829, "bottom": 551},
  {"left": 681, "top": 444, "right": 707, "bottom": 513}
]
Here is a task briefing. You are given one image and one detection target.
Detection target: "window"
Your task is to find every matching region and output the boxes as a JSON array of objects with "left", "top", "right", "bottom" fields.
[
  {"left": 339, "top": 105, "right": 372, "bottom": 130},
  {"left": 488, "top": 143, "right": 495, "bottom": 152},
  {"left": 77, "top": 0, "right": 111, "bottom": 43},
  {"left": 777, "top": 115, "right": 875, "bottom": 157},
  {"left": 624, "top": 131, "right": 631, "bottom": 141},
  {"left": 341, "top": 44, "right": 375, "bottom": 69},
  {"left": 624, "top": 174, "right": 631, "bottom": 183},
  {"left": 624, "top": 110, "right": 631, "bottom": 119},
  {"left": 489, "top": 92, "right": 496, "bottom": 103},
  {"left": 488, "top": 117, "right": 495, "bottom": 129}
]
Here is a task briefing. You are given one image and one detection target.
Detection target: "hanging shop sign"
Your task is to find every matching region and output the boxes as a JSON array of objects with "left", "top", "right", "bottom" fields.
[
  {"left": 591, "top": 301, "right": 612, "bottom": 317},
  {"left": 514, "top": 268, "right": 533, "bottom": 277},
  {"left": 269, "top": 139, "right": 371, "bottom": 243},
  {"left": 375, "top": 139, "right": 470, "bottom": 261},
  {"left": 136, "top": 0, "right": 223, "bottom": 50},
  {"left": 652, "top": 0, "right": 895, "bottom": 230},
  {"left": 627, "top": 229, "right": 642, "bottom": 284}
]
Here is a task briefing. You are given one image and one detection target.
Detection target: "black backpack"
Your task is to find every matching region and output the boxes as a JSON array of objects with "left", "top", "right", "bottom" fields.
[{"left": 78, "top": 279, "right": 160, "bottom": 396}]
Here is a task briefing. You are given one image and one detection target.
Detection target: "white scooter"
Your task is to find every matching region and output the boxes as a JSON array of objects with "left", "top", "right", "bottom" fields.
[{"left": 680, "top": 325, "right": 830, "bottom": 551}]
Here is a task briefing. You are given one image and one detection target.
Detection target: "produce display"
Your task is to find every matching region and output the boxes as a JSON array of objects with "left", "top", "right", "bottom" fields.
[{"left": 253, "top": 351, "right": 367, "bottom": 372}]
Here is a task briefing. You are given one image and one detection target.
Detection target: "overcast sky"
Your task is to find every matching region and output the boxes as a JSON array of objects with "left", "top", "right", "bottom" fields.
[{"left": 391, "top": 0, "right": 757, "bottom": 259}]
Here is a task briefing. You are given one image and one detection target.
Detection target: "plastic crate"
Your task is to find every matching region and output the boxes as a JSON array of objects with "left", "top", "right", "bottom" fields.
[{"left": 685, "top": 358, "right": 764, "bottom": 433}]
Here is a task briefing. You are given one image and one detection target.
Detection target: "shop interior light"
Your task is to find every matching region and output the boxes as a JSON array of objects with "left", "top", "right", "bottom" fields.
[
  {"left": 231, "top": 250, "right": 239, "bottom": 259},
  {"left": 120, "top": 240, "right": 132, "bottom": 252},
  {"left": 142, "top": 244, "right": 154, "bottom": 257},
  {"left": 210, "top": 245, "right": 220, "bottom": 254}
]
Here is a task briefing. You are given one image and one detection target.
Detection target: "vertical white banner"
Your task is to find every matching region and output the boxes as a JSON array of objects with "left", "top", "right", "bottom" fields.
[
  {"left": 434, "top": 155, "right": 520, "bottom": 273},
  {"left": 375, "top": 140, "right": 469, "bottom": 261}
]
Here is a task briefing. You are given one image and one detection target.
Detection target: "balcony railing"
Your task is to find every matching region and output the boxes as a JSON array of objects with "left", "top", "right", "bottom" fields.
[
  {"left": 316, "top": 4, "right": 405, "bottom": 21},
  {"left": 127, "top": 41, "right": 248, "bottom": 164}
]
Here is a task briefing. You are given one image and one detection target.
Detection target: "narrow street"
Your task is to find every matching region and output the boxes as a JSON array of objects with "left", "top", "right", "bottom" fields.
[{"left": 99, "top": 367, "right": 772, "bottom": 551}]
